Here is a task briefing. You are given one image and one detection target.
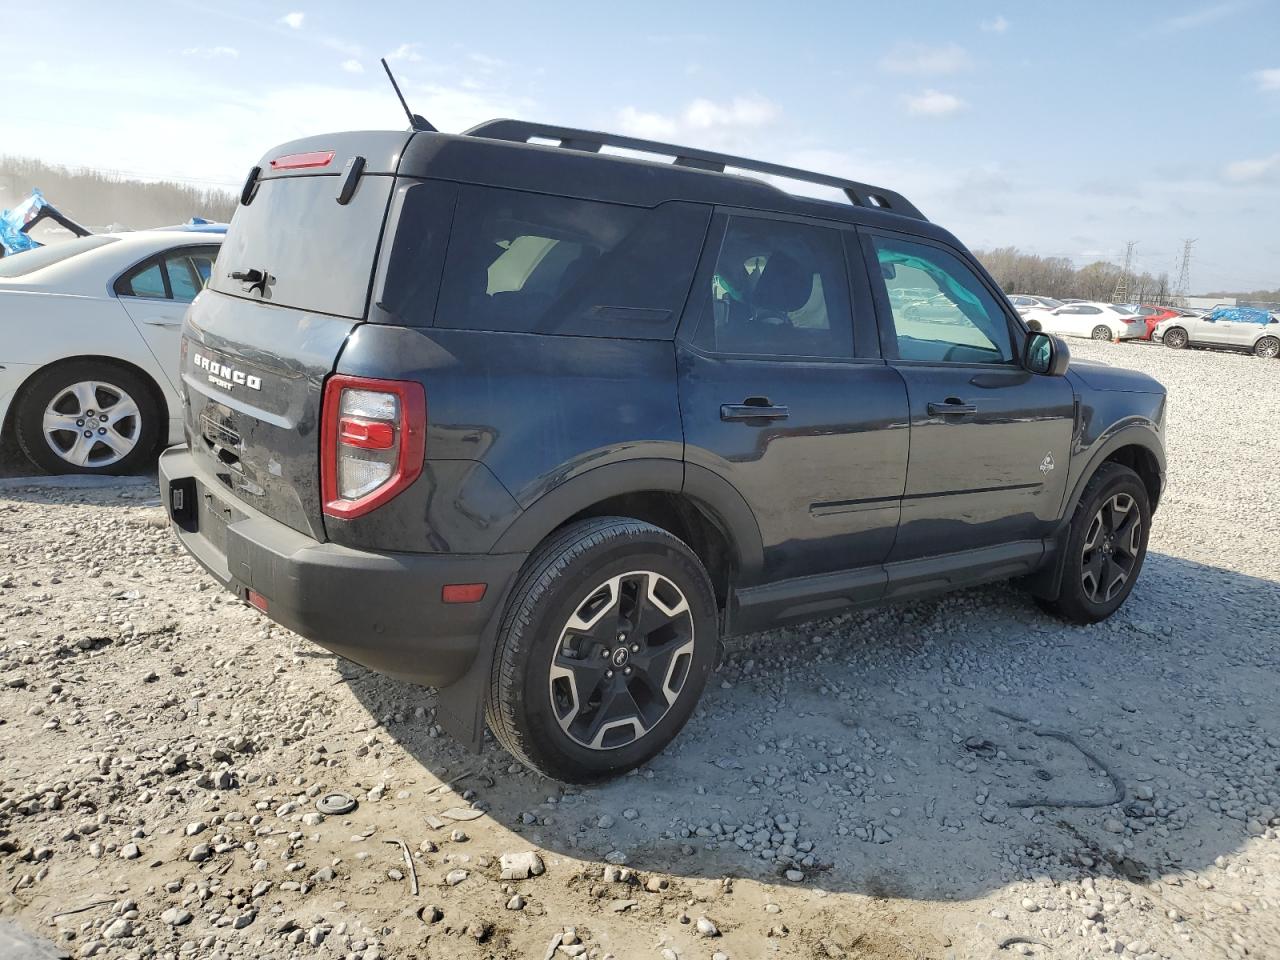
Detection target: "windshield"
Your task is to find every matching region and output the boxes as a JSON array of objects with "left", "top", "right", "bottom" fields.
[{"left": 0, "top": 236, "right": 118, "bottom": 278}]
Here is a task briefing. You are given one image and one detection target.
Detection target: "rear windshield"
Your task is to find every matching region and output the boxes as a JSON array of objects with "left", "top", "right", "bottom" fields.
[
  {"left": 209, "top": 174, "right": 393, "bottom": 318},
  {"left": 0, "top": 235, "right": 118, "bottom": 277}
]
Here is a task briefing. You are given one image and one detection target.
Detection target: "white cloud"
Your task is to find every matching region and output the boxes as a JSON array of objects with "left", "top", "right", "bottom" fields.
[
  {"left": 182, "top": 46, "right": 239, "bottom": 59},
  {"left": 279, "top": 11, "right": 305, "bottom": 29},
  {"left": 683, "top": 96, "right": 778, "bottom": 130},
  {"left": 980, "top": 15, "right": 1010, "bottom": 33},
  {"left": 1253, "top": 67, "right": 1280, "bottom": 91},
  {"left": 468, "top": 52, "right": 504, "bottom": 71},
  {"left": 616, "top": 96, "right": 779, "bottom": 146},
  {"left": 905, "top": 89, "right": 967, "bottom": 116},
  {"left": 386, "top": 42, "right": 422, "bottom": 62},
  {"left": 340, "top": 59, "right": 363, "bottom": 74},
  {"left": 1162, "top": 2, "right": 1244, "bottom": 30},
  {"left": 879, "top": 42, "right": 971, "bottom": 76},
  {"left": 1223, "top": 153, "right": 1280, "bottom": 182},
  {"left": 617, "top": 107, "right": 679, "bottom": 140}
]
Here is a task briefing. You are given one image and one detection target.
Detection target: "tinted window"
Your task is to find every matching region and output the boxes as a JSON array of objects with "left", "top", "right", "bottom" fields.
[
  {"left": 692, "top": 216, "right": 852, "bottom": 359},
  {"left": 1037, "top": 297, "right": 1063, "bottom": 308},
  {"left": 118, "top": 259, "right": 167, "bottom": 299},
  {"left": 209, "top": 174, "right": 393, "bottom": 318},
  {"left": 1079, "top": 305, "right": 1101, "bottom": 314},
  {"left": 871, "top": 235, "right": 1013, "bottom": 364},
  {"left": 0, "top": 236, "right": 118, "bottom": 277},
  {"left": 164, "top": 246, "right": 219, "bottom": 302},
  {"left": 435, "top": 187, "right": 708, "bottom": 338}
]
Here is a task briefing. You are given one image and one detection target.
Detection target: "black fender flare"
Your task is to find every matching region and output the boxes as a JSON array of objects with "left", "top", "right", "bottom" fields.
[
  {"left": 1029, "top": 422, "right": 1165, "bottom": 600},
  {"left": 488, "top": 458, "right": 765, "bottom": 582}
]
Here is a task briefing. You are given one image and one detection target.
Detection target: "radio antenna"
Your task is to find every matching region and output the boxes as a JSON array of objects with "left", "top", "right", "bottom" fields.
[{"left": 380, "top": 58, "right": 436, "bottom": 132}]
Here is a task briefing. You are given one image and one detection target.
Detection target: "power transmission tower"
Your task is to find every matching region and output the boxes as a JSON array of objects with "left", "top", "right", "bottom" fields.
[
  {"left": 1112, "top": 240, "right": 1137, "bottom": 303},
  {"left": 1172, "top": 239, "right": 1195, "bottom": 305}
]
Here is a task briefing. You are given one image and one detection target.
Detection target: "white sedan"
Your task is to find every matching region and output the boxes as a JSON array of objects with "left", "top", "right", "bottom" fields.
[
  {"left": 0, "top": 228, "right": 223, "bottom": 473},
  {"left": 1023, "top": 301, "right": 1147, "bottom": 343}
]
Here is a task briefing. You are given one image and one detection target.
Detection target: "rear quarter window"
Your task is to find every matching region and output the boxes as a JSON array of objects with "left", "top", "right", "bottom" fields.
[
  {"left": 428, "top": 186, "right": 709, "bottom": 338},
  {"left": 209, "top": 174, "right": 393, "bottom": 319}
]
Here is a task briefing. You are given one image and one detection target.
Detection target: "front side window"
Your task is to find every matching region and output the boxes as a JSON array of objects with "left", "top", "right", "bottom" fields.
[
  {"left": 693, "top": 216, "right": 853, "bottom": 359},
  {"left": 871, "top": 235, "right": 1013, "bottom": 364}
]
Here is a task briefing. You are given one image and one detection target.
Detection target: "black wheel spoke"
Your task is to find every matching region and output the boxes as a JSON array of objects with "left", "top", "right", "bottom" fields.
[
  {"left": 1080, "top": 492, "right": 1143, "bottom": 605},
  {"left": 1114, "top": 511, "right": 1140, "bottom": 557},
  {"left": 548, "top": 569, "right": 696, "bottom": 752}
]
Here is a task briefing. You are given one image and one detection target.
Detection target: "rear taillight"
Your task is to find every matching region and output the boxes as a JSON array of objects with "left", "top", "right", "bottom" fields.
[
  {"left": 321, "top": 375, "right": 426, "bottom": 519},
  {"left": 270, "top": 150, "right": 335, "bottom": 170}
]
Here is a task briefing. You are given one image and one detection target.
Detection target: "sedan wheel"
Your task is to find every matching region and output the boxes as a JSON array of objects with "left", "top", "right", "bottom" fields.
[
  {"left": 42, "top": 381, "right": 142, "bottom": 469},
  {"left": 1163, "top": 327, "right": 1188, "bottom": 349},
  {"left": 15, "top": 361, "right": 161, "bottom": 475},
  {"left": 1091, "top": 325, "right": 1113, "bottom": 341},
  {"left": 1255, "top": 336, "right": 1280, "bottom": 359}
]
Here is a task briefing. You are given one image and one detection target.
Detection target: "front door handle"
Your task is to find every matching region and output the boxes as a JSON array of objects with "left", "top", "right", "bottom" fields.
[
  {"left": 721, "top": 399, "right": 789, "bottom": 421},
  {"left": 140, "top": 317, "right": 182, "bottom": 327},
  {"left": 927, "top": 399, "right": 977, "bottom": 416}
]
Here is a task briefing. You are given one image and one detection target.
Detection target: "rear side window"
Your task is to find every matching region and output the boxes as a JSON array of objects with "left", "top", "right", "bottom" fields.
[
  {"left": 210, "top": 174, "right": 393, "bottom": 319},
  {"left": 115, "top": 245, "right": 220, "bottom": 302},
  {"left": 433, "top": 187, "right": 709, "bottom": 338},
  {"left": 691, "top": 215, "right": 854, "bottom": 359}
]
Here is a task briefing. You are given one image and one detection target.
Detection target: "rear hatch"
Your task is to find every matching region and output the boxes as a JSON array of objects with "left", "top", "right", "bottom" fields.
[{"left": 182, "top": 131, "right": 409, "bottom": 539}]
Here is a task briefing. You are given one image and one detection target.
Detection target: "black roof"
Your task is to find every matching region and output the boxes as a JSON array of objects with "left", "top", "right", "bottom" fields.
[{"left": 257, "top": 122, "right": 954, "bottom": 241}]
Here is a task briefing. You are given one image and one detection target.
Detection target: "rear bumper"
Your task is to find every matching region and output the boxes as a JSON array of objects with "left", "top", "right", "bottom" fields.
[{"left": 159, "top": 446, "right": 525, "bottom": 688}]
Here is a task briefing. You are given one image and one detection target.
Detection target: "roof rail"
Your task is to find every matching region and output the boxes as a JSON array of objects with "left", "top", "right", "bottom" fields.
[{"left": 463, "top": 119, "right": 926, "bottom": 221}]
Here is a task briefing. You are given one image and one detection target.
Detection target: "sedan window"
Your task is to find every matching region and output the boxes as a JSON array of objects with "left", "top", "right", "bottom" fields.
[{"left": 119, "top": 260, "right": 168, "bottom": 299}]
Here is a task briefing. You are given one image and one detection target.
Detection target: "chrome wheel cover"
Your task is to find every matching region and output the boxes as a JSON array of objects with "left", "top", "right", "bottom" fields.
[
  {"left": 42, "top": 381, "right": 141, "bottom": 468},
  {"left": 548, "top": 570, "right": 695, "bottom": 751}
]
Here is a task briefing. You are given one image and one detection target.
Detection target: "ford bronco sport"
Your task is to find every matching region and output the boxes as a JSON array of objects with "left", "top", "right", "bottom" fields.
[{"left": 161, "top": 120, "right": 1167, "bottom": 782}]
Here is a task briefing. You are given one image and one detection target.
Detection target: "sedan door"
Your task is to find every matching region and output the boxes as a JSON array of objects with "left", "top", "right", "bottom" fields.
[
  {"left": 115, "top": 245, "right": 219, "bottom": 391},
  {"left": 677, "top": 213, "right": 909, "bottom": 596},
  {"left": 861, "top": 230, "right": 1076, "bottom": 568}
]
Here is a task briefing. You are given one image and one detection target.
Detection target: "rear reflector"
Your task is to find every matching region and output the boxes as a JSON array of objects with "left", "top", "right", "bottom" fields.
[
  {"left": 247, "top": 590, "right": 269, "bottom": 612},
  {"left": 442, "top": 583, "right": 487, "bottom": 604},
  {"left": 270, "top": 150, "right": 335, "bottom": 170}
]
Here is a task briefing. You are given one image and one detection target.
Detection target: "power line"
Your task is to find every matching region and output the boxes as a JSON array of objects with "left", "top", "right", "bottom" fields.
[
  {"left": 1112, "top": 241, "right": 1137, "bottom": 303},
  {"left": 1173, "top": 239, "right": 1196, "bottom": 304}
]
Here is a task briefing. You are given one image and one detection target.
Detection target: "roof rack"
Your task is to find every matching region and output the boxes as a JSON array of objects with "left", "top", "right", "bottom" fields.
[{"left": 463, "top": 119, "right": 926, "bottom": 221}]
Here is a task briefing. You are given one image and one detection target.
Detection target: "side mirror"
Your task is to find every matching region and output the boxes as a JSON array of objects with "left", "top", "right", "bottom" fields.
[{"left": 1025, "top": 332, "right": 1070, "bottom": 376}]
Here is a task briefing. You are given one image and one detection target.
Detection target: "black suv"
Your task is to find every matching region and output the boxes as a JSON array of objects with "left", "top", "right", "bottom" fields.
[{"left": 161, "top": 120, "right": 1166, "bottom": 782}]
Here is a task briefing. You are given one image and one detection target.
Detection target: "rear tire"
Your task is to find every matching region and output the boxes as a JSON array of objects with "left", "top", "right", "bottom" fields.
[
  {"left": 1254, "top": 336, "right": 1279, "bottom": 359},
  {"left": 14, "top": 360, "right": 161, "bottom": 475},
  {"left": 1163, "top": 327, "right": 1188, "bottom": 349},
  {"left": 1091, "top": 325, "right": 1113, "bottom": 342},
  {"left": 485, "top": 517, "right": 718, "bottom": 782},
  {"left": 1037, "top": 463, "right": 1150, "bottom": 625}
]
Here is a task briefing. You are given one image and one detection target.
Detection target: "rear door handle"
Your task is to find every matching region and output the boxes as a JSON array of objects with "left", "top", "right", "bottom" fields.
[
  {"left": 140, "top": 317, "right": 182, "bottom": 327},
  {"left": 721, "top": 400, "right": 789, "bottom": 421},
  {"left": 927, "top": 400, "right": 977, "bottom": 415}
]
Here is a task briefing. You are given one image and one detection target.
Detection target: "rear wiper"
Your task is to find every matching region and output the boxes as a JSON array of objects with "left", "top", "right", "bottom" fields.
[{"left": 229, "top": 268, "right": 270, "bottom": 296}]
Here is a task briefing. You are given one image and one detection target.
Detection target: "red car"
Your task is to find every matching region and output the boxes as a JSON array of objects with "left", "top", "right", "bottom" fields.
[{"left": 1122, "top": 304, "right": 1180, "bottom": 340}]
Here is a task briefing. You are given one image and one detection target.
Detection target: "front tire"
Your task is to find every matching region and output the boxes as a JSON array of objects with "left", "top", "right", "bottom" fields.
[
  {"left": 1254, "top": 336, "right": 1279, "bottom": 359},
  {"left": 1091, "top": 325, "right": 1113, "bottom": 342},
  {"left": 486, "top": 517, "right": 718, "bottom": 782},
  {"left": 1038, "top": 463, "right": 1150, "bottom": 625},
  {"left": 14, "top": 361, "right": 160, "bottom": 475},
  {"left": 1163, "top": 327, "right": 1188, "bottom": 349}
]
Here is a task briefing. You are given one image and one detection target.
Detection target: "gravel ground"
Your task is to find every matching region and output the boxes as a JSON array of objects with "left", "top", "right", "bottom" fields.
[{"left": 1, "top": 339, "right": 1278, "bottom": 960}]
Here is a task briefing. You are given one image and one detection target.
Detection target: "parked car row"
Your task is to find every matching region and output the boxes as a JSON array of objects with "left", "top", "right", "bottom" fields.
[{"left": 1010, "top": 294, "right": 1278, "bottom": 357}]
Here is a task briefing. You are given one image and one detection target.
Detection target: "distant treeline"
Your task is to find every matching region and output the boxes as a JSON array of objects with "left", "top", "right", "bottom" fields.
[
  {"left": 0, "top": 156, "right": 236, "bottom": 234},
  {"left": 974, "top": 245, "right": 1275, "bottom": 304},
  {"left": 973, "top": 246, "right": 1171, "bottom": 303}
]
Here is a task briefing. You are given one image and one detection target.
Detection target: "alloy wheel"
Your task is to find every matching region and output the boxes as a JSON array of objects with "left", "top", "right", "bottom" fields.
[
  {"left": 548, "top": 570, "right": 695, "bottom": 751},
  {"left": 1080, "top": 493, "right": 1142, "bottom": 604},
  {"left": 1256, "top": 337, "right": 1279, "bottom": 359},
  {"left": 42, "top": 381, "right": 142, "bottom": 468},
  {"left": 1164, "top": 329, "right": 1187, "bottom": 348},
  {"left": 1092, "top": 325, "right": 1113, "bottom": 341}
]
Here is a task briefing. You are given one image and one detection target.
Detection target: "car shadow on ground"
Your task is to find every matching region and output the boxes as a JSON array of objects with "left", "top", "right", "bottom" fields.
[{"left": 340, "top": 550, "right": 1280, "bottom": 901}]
